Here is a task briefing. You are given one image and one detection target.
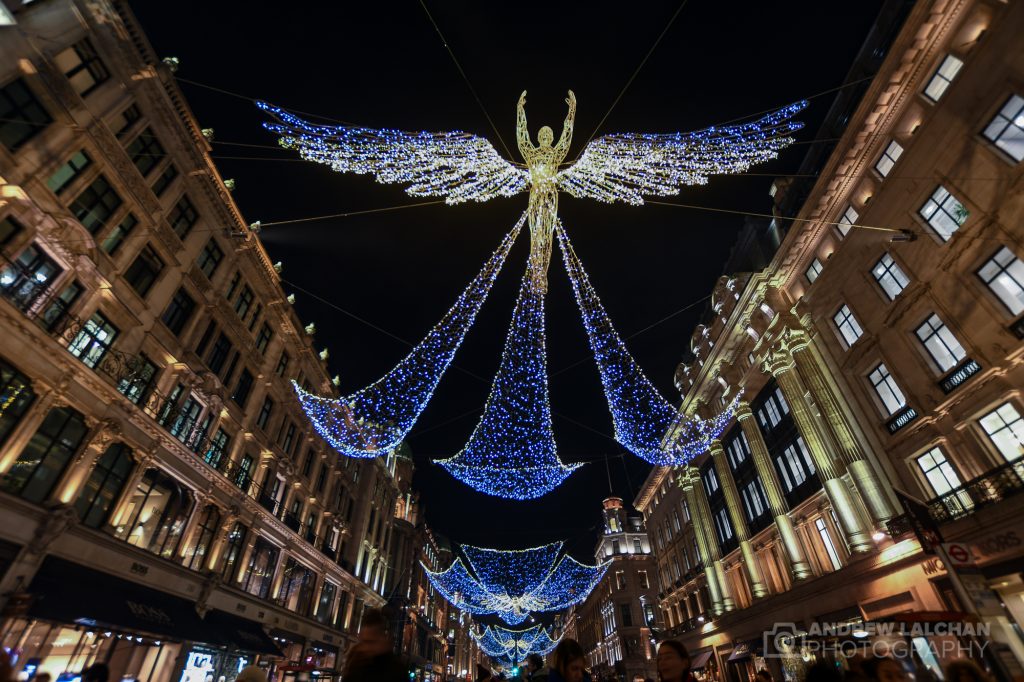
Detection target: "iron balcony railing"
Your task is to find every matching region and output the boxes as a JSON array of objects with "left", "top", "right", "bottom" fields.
[
  {"left": 938, "top": 358, "right": 982, "bottom": 394},
  {"left": 927, "top": 458, "right": 1024, "bottom": 523}
]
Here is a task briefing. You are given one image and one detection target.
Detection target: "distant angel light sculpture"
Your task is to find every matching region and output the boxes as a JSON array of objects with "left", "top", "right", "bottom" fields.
[
  {"left": 260, "top": 94, "right": 805, "bottom": 489},
  {"left": 421, "top": 540, "right": 609, "bottom": 625},
  {"left": 472, "top": 624, "right": 562, "bottom": 661}
]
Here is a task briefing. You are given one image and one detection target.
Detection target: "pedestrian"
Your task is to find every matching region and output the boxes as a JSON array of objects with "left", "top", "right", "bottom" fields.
[
  {"left": 341, "top": 608, "right": 408, "bottom": 682},
  {"left": 656, "top": 640, "right": 692, "bottom": 682},
  {"left": 526, "top": 653, "right": 549, "bottom": 681},
  {"left": 234, "top": 667, "right": 266, "bottom": 682},
  {"left": 81, "top": 664, "right": 109, "bottom": 682},
  {"left": 549, "top": 639, "right": 590, "bottom": 682},
  {"left": 478, "top": 663, "right": 494, "bottom": 681},
  {"left": 944, "top": 659, "right": 993, "bottom": 682}
]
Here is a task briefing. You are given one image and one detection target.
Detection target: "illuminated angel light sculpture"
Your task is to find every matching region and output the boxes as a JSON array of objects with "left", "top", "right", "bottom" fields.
[
  {"left": 472, "top": 623, "right": 562, "bottom": 662},
  {"left": 260, "top": 94, "right": 805, "bottom": 493},
  {"left": 421, "top": 540, "right": 609, "bottom": 625}
]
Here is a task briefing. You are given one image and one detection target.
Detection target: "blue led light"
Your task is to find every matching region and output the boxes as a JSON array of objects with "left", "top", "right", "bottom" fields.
[{"left": 472, "top": 624, "right": 562, "bottom": 661}]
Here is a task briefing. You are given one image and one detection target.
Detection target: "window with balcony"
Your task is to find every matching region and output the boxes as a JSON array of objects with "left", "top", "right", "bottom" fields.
[
  {"left": 1, "top": 406, "right": 87, "bottom": 503},
  {"left": 116, "top": 355, "right": 157, "bottom": 406},
  {"left": 979, "top": 403, "right": 1024, "bottom": 462},
  {"left": 872, "top": 254, "right": 910, "bottom": 301},
  {"left": 982, "top": 94, "right": 1024, "bottom": 162},
  {"left": 923, "top": 54, "right": 963, "bottom": 102},
  {"left": 47, "top": 150, "right": 92, "bottom": 195},
  {"left": 920, "top": 186, "right": 968, "bottom": 241},
  {"left": 125, "top": 128, "right": 165, "bottom": 177},
  {"left": 71, "top": 175, "right": 122, "bottom": 234},
  {"left": 124, "top": 245, "right": 164, "bottom": 298},
  {"left": 0, "top": 359, "right": 36, "bottom": 447},
  {"left": 40, "top": 280, "right": 83, "bottom": 332},
  {"left": 0, "top": 244, "right": 62, "bottom": 312},
  {"left": 977, "top": 246, "right": 1024, "bottom": 315},
  {"left": 68, "top": 312, "right": 118, "bottom": 369},
  {"left": 197, "top": 238, "right": 223, "bottom": 279},
  {"left": 915, "top": 314, "right": 966, "bottom": 373},
  {"left": 816, "top": 518, "right": 842, "bottom": 570},
  {"left": 874, "top": 140, "right": 903, "bottom": 177},
  {"left": 169, "top": 195, "right": 199, "bottom": 239},
  {"left": 832, "top": 304, "right": 863, "bottom": 348},
  {"left": 232, "top": 369, "right": 254, "bottom": 408},
  {"left": 915, "top": 447, "right": 964, "bottom": 497},
  {"left": 74, "top": 442, "right": 133, "bottom": 529},
  {"left": 1, "top": 78, "right": 52, "bottom": 150},
  {"left": 837, "top": 205, "right": 858, "bottom": 237},
  {"left": 100, "top": 213, "right": 136, "bottom": 255},
  {"left": 55, "top": 39, "right": 109, "bottom": 97},
  {"left": 204, "top": 428, "right": 230, "bottom": 469},
  {"left": 169, "top": 393, "right": 203, "bottom": 446},
  {"left": 235, "top": 454, "right": 254, "bottom": 492},
  {"left": 869, "top": 363, "right": 907, "bottom": 416}
]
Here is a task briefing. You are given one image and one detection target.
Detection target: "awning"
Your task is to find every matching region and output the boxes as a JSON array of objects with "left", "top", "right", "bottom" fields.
[
  {"left": 203, "top": 610, "right": 281, "bottom": 655},
  {"left": 727, "top": 640, "right": 760, "bottom": 662},
  {"left": 27, "top": 556, "right": 218, "bottom": 643},
  {"left": 691, "top": 650, "right": 714, "bottom": 670}
]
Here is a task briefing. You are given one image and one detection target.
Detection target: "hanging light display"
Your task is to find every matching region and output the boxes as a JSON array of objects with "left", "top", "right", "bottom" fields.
[
  {"left": 471, "top": 623, "right": 563, "bottom": 661},
  {"left": 292, "top": 218, "right": 523, "bottom": 457},
  {"left": 437, "top": 263, "right": 580, "bottom": 499},
  {"left": 423, "top": 541, "right": 608, "bottom": 625},
  {"left": 556, "top": 223, "right": 736, "bottom": 465}
]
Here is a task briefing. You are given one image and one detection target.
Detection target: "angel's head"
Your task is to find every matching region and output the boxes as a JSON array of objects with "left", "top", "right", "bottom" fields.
[{"left": 537, "top": 126, "right": 554, "bottom": 147}]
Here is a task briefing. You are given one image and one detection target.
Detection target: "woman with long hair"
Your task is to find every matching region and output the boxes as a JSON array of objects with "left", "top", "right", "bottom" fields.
[
  {"left": 550, "top": 639, "right": 590, "bottom": 682},
  {"left": 656, "top": 640, "right": 692, "bottom": 682}
]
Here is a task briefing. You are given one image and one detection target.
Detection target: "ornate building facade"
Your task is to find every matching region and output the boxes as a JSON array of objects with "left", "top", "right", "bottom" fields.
[
  {"left": 637, "top": 0, "right": 1024, "bottom": 680},
  {"left": 0, "top": 1, "right": 426, "bottom": 681}
]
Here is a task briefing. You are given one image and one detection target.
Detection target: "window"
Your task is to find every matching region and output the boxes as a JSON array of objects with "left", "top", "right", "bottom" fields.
[
  {"left": 725, "top": 432, "right": 750, "bottom": 469},
  {"left": 55, "top": 39, "right": 109, "bottom": 97},
  {"left": 232, "top": 369, "right": 254, "bottom": 407},
  {"left": 741, "top": 479, "right": 768, "bottom": 522},
  {"left": 234, "top": 285, "right": 254, "bottom": 320},
  {"left": 74, "top": 442, "right": 133, "bottom": 528},
  {"left": 116, "top": 355, "right": 157, "bottom": 406},
  {"left": 637, "top": 570, "right": 649, "bottom": 589},
  {"left": 0, "top": 78, "right": 52, "bottom": 150},
  {"left": 869, "top": 363, "right": 907, "bottom": 416},
  {"left": 805, "top": 258, "right": 823, "bottom": 283},
  {"left": 100, "top": 213, "right": 136, "bottom": 254},
  {"left": 920, "top": 186, "right": 969, "bottom": 241},
  {"left": 70, "top": 175, "right": 122, "bottom": 234},
  {"left": 633, "top": 538, "right": 643, "bottom": 554},
  {"left": 256, "top": 323, "right": 273, "bottom": 354},
  {"left": 915, "top": 447, "right": 963, "bottom": 496},
  {"left": 2, "top": 406, "right": 87, "bottom": 503},
  {"left": 235, "top": 454, "right": 254, "bottom": 492},
  {"left": 776, "top": 438, "right": 817, "bottom": 492},
  {"left": 197, "top": 239, "right": 223, "bottom": 278},
  {"left": 40, "top": 280, "right": 83, "bottom": 332},
  {"left": 816, "top": 518, "right": 842, "bottom": 570},
  {"left": 247, "top": 303, "right": 263, "bottom": 332},
  {"left": 276, "top": 351, "right": 291, "bottom": 378},
  {"left": 713, "top": 508, "right": 733, "bottom": 544},
  {"left": 875, "top": 140, "right": 904, "bottom": 177},
  {"left": 315, "top": 465, "right": 327, "bottom": 493},
  {"left": 256, "top": 397, "right": 274, "bottom": 430},
  {"left": 47, "top": 150, "right": 92, "bottom": 195},
  {"left": 702, "top": 467, "right": 719, "bottom": 497},
  {"left": 225, "top": 271, "right": 241, "bottom": 300},
  {"left": 206, "top": 333, "right": 232, "bottom": 375},
  {"left": 151, "top": 164, "right": 178, "bottom": 197},
  {"left": 982, "top": 94, "right": 1024, "bottom": 162},
  {"left": 185, "top": 506, "right": 221, "bottom": 571},
  {"left": 302, "top": 448, "right": 315, "bottom": 477},
  {"left": 123, "top": 245, "right": 164, "bottom": 297},
  {"left": 204, "top": 428, "right": 231, "bottom": 470},
  {"left": 915, "top": 314, "right": 966, "bottom": 372},
  {"left": 220, "top": 522, "right": 248, "bottom": 582},
  {"left": 111, "top": 103, "right": 141, "bottom": 138},
  {"left": 837, "top": 205, "right": 858, "bottom": 238},
  {"left": 0, "top": 360, "right": 36, "bottom": 448},
  {"left": 872, "top": 253, "right": 910, "bottom": 300},
  {"left": 125, "top": 128, "right": 165, "bottom": 177},
  {"left": 161, "top": 288, "right": 196, "bottom": 336},
  {"left": 0, "top": 215, "right": 22, "bottom": 245},
  {"left": 317, "top": 581, "right": 338, "bottom": 624},
  {"left": 0, "top": 244, "right": 62, "bottom": 312},
  {"left": 68, "top": 312, "right": 118, "bottom": 369},
  {"left": 978, "top": 403, "right": 1024, "bottom": 462},
  {"left": 615, "top": 570, "right": 626, "bottom": 590},
  {"left": 833, "top": 304, "right": 864, "bottom": 347},
  {"left": 977, "top": 247, "right": 1024, "bottom": 315},
  {"left": 241, "top": 537, "right": 280, "bottom": 599},
  {"left": 757, "top": 386, "right": 790, "bottom": 430},
  {"left": 923, "top": 54, "right": 963, "bottom": 102},
  {"left": 619, "top": 603, "right": 633, "bottom": 627},
  {"left": 169, "top": 394, "right": 203, "bottom": 445},
  {"left": 168, "top": 195, "right": 199, "bottom": 239}
]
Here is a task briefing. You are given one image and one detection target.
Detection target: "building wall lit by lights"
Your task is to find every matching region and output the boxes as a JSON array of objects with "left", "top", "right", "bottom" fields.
[
  {"left": 637, "top": 0, "right": 1024, "bottom": 679},
  {"left": 0, "top": 1, "right": 412, "bottom": 681}
]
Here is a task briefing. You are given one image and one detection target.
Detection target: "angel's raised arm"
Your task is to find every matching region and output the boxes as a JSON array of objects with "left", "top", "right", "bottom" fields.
[
  {"left": 259, "top": 101, "right": 528, "bottom": 205},
  {"left": 516, "top": 91, "right": 534, "bottom": 158},
  {"left": 554, "top": 90, "right": 576, "bottom": 158}
]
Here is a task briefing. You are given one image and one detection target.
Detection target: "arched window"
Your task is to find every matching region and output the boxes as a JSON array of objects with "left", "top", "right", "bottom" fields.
[
  {"left": 0, "top": 359, "right": 36, "bottom": 446},
  {"left": 115, "top": 468, "right": 193, "bottom": 559},
  {"left": 2, "top": 406, "right": 87, "bottom": 503},
  {"left": 185, "top": 505, "right": 221, "bottom": 571},
  {"left": 75, "top": 442, "right": 133, "bottom": 528}
]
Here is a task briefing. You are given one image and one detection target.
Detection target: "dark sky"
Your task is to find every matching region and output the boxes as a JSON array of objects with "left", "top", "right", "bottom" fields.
[{"left": 130, "top": 1, "right": 885, "bottom": 555}]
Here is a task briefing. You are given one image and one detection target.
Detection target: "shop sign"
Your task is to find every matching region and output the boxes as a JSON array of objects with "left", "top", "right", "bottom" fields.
[
  {"left": 941, "top": 543, "right": 975, "bottom": 569},
  {"left": 970, "top": 529, "right": 1022, "bottom": 563}
]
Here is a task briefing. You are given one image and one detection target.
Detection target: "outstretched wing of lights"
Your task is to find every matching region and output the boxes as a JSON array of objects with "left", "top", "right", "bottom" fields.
[
  {"left": 436, "top": 263, "right": 580, "bottom": 499},
  {"left": 293, "top": 218, "right": 523, "bottom": 457},
  {"left": 556, "top": 101, "right": 807, "bottom": 204},
  {"left": 556, "top": 223, "right": 735, "bottom": 465},
  {"left": 471, "top": 624, "right": 563, "bottom": 661},
  {"left": 259, "top": 102, "right": 528, "bottom": 205}
]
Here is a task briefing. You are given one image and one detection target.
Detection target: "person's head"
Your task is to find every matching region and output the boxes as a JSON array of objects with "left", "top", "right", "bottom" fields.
[
  {"left": 538, "top": 126, "right": 554, "bottom": 147},
  {"left": 82, "top": 664, "right": 109, "bottom": 682},
  {"left": 864, "top": 657, "right": 909, "bottom": 682},
  {"left": 656, "top": 640, "right": 690, "bottom": 682},
  {"left": 356, "top": 608, "right": 393, "bottom": 656},
  {"left": 755, "top": 670, "right": 772, "bottom": 682},
  {"left": 527, "top": 653, "right": 545, "bottom": 673},
  {"left": 945, "top": 660, "right": 992, "bottom": 682},
  {"left": 552, "top": 639, "right": 586, "bottom": 682},
  {"left": 234, "top": 666, "right": 267, "bottom": 682}
]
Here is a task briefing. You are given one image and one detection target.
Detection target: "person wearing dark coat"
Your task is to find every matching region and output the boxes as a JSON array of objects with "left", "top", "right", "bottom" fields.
[
  {"left": 526, "top": 653, "right": 549, "bottom": 681},
  {"left": 548, "top": 639, "right": 591, "bottom": 682},
  {"left": 341, "top": 608, "right": 408, "bottom": 682}
]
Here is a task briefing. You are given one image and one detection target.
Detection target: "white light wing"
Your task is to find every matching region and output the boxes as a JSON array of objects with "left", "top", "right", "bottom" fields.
[
  {"left": 259, "top": 101, "right": 528, "bottom": 205},
  {"left": 557, "top": 101, "right": 807, "bottom": 204}
]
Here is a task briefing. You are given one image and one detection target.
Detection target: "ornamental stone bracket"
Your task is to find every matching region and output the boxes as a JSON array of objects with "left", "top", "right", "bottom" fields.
[{"left": 27, "top": 502, "right": 79, "bottom": 556}]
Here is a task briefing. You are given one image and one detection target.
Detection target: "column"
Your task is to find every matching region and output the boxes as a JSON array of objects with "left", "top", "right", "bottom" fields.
[
  {"left": 679, "top": 467, "right": 735, "bottom": 613},
  {"left": 766, "top": 348, "right": 875, "bottom": 554},
  {"left": 709, "top": 440, "right": 769, "bottom": 598},
  {"left": 269, "top": 547, "right": 289, "bottom": 600},
  {"left": 790, "top": 335, "right": 896, "bottom": 525},
  {"left": 0, "top": 389, "right": 61, "bottom": 474},
  {"left": 108, "top": 450, "right": 156, "bottom": 528},
  {"left": 735, "top": 401, "right": 813, "bottom": 580},
  {"left": 677, "top": 469, "right": 724, "bottom": 616},
  {"left": 52, "top": 418, "right": 122, "bottom": 504}
]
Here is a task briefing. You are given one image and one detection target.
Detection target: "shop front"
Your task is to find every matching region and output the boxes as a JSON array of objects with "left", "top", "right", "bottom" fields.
[
  {"left": 725, "top": 640, "right": 765, "bottom": 682},
  {"left": 266, "top": 629, "right": 305, "bottom": 682}
]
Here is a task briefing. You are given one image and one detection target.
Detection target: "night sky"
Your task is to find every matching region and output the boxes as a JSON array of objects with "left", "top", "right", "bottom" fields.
[{"left": 130, "top": 1, "right": 885, "bottom": 556}]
